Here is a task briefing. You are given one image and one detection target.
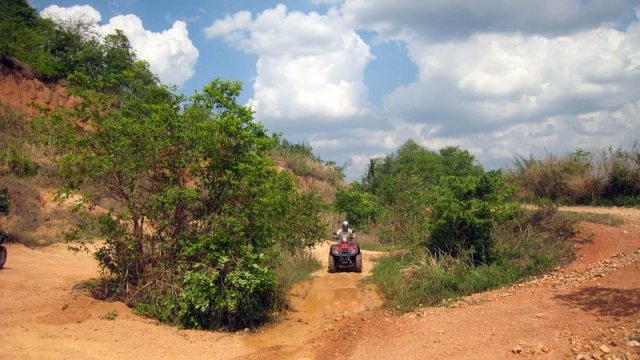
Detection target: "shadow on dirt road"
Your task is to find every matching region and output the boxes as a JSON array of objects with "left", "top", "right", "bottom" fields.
[{"left": 554, "top": 286, "right": 640, "bottom": 318}]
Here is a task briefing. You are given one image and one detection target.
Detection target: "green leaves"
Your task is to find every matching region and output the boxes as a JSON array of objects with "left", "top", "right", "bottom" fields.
[
  {"left": 363, "top": 140, "right": 483, "bottom": 204},
  {"left": 335, "top": 183, "right": 382, "bottom": 227},
  {"left": 427, "top": 171, "right": 519, "bottom": 263},
  {"left": 40, "top": 73, "right": 326, "bottom": 329},
  {"left": 10, "top": 1, "right": 328, "bottom": 330}
]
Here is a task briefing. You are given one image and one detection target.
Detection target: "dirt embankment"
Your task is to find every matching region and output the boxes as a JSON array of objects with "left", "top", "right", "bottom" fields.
[
  {"left": 0, "top": 58, "right": 78, "bottom": 117},
  {"left": 1, "top": 206, "right": 639, "bottom": 359}
]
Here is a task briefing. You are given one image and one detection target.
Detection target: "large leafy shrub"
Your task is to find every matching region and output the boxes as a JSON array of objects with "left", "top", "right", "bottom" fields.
[
  {"left": 427, "top": 171, "right": 519, "bottom": 263},
  {"left": 334, "top": 183, "right": 382, "bottom": 227},
  {"left": 37, "top": 28, "right": 325, "bottom": 329}
]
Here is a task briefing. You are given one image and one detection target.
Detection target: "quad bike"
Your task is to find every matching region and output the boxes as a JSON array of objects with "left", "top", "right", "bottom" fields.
[
  {"left": 0, "top": 232, "right": 6, "bottom": 269},
  {"left": 328, "top": 231, "right": 362, "bottom": 273}
]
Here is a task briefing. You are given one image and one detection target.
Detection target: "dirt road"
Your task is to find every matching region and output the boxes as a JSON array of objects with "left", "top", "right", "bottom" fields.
[{"left": 1, "top": 207, "right": 639, "bottom": 359}]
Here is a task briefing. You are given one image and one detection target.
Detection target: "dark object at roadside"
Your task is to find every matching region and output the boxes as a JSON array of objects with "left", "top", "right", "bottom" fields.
[
  {"left": 0, "top": 188, "right": 9, "bottom": 215},
  {"left": 0, "top": 232, "right": 7, "bottom": 269}
]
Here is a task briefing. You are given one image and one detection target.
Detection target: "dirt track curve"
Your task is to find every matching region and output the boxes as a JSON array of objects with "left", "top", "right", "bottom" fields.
[{"left": 1, "top": 206, "right": 639, "bottom": 359}]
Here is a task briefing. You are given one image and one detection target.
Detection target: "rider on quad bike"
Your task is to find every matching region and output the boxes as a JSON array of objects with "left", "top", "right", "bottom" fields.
[
  {"left": 328, "top": 221, "right": 362, "bottom": 273},
  {"left": 335, "top": 220, "right": 354, "bottom": 239}
]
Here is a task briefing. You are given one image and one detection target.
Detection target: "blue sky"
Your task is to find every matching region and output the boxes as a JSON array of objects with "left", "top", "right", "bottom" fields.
[{"left": 31, "top": 0, "right": 640, "bottom": 179}]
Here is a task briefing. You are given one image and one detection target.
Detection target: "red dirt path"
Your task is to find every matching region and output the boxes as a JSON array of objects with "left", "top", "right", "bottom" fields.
[{"left": 1, "top": 206, "right": 639, "bottom": 359}]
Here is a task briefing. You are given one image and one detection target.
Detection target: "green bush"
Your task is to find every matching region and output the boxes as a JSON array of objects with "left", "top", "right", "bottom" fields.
[
  {"left": 372, "top": 206, "right": 576, "bottom": 310},
  {"left": 0, "top": 0, "right": 65, "bottom": 80},
  {"left": 1, "top": 147, "right": 39, "bottom": 177},
  {"left": 363, "top": 140, "right": 483, "bottom": 203},
  {"left": 334, "top": 183, "right": 382, "bottom": 227},
  {"left": 177, "top": 257, "right": 277, "bottom": 329},
  {"left": 427, "top": 171, "right": 519, "bottom": 263},
  {"left": 375, "top": 187, "right": 431, "bottom": 247},
  {"left": 42, "top": 73, "right": 327, "bottom": 330}
]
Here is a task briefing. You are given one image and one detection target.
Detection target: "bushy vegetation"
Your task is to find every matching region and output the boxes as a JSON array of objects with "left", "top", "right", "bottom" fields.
[
  {"left": 1, "top": 0, "right": 65, "bottom": 79},
  {"left": 334, "top": 183, "right": 382, "bottom": 227},
  {"left": 0, "top": 104, "right": 40, "bottom": 178},
  {"left": 0, "top": 0, "right": 328, "bottom": 330},
  {"left": 427, "top": 171, "right": 519, "bottom": 263},
  {"left": 373, "top": 206, "right": 576, "bottom": 310},
  {"left": 339, "top": 139, "right": 597, "bottom": 312},
  {"left": 362, "top": 140, "right": 483, "bottom": 202},
  {"left": 512, "top": 145, "right": 640, "bottom": 205},
  {"left": 270, "top": 138, "right": 345, "bottom": 187},
  {"left": 40, "top": 74, "right": 327, "bottom": 329},
  {"left": 336, "top": 140, "right": 485, "bottom": 248},
  {"left": 0, "top": 147, "right": 39, "bottom": 177}
]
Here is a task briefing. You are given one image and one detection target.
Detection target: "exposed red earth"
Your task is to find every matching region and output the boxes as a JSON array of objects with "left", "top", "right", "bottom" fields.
[{"left": 1, "top": 206, "right": 639, "bottom": 359}]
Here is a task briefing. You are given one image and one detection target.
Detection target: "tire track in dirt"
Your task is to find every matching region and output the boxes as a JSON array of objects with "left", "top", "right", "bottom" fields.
[
  {"left": 2, "top": 207, "right": 639, "bottom": 359},
  {"left": 312, "top": 206, "right": 640, "bottom": 360},
  {"left": 238, "top": 242, "right": 384, "bottom": 359},
  {"left": 0, "top": 240, "right": 385, "bottom": 359}
]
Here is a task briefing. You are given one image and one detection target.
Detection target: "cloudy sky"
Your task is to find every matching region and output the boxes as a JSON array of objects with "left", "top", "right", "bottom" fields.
[{"left": 31, "top": 0, "right": 640, "bottom": 179}]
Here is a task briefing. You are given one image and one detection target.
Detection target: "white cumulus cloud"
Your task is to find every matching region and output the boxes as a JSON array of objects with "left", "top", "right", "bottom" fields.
[
  {"left": 335, "top": 0, "right": 640, "bottom": 174},
  {"left": 205, "top": 4, "right": 373, "bottom": 126},
  {"left": 205, "top": 1, "right": 640, "bottom": 179},
  {"left": 40, "top": 4, "right": 101, "bottom": 26},
  {"left": 41, "top": 5, "right": 198, "bottom": 87}
]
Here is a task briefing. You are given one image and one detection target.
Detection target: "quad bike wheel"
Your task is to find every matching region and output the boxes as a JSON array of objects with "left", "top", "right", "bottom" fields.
[
  {"left": 0, "top": 245, "right": 6, "bottom": 269},
  {"left": 355, "top": 253, "right": 362, "bottom": 273},
  {"left": 328, "top": 255, "right": 336, "bottom": 273}
]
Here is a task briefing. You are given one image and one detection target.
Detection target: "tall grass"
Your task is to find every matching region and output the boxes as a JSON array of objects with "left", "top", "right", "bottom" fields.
[
  {"left": 0, "top": 147, "right": 39, "bottom": 177},
  {"left": 512, "top": 144, "right": 640, "bottom": 205},
  {"left": 372, "top": 206, "right": 577, "bottom": 311},
  {"left": 272, "top": 249, "right": 322, "bottom": 311}
]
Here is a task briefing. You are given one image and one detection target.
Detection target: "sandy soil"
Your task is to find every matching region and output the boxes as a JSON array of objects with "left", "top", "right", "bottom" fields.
[{"left": 1, "top": 206, "right": 639, "bottom": 359}]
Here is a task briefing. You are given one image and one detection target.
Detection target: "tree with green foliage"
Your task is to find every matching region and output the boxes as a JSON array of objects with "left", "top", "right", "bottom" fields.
[
  {"left": 0, "top": 0, "right": 71, "bottom": 79},
  {"left": 37, "top": 27, "right": 325, "bottom": 329},
  {"left": 334, "top": 183, "right": 382, "bottom": 227},
  {"left": 427, "top": 171, "right": 519, "bottom": 263},
  {"left": 363, "top": 140, "right": 483, "bottom": 204},
  {"left": 356, "top": 140, "right": 484, "bottom": 247}
]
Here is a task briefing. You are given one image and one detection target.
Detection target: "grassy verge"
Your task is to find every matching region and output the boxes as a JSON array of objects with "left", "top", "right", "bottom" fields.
[
  {"left": 371, "top": 207, "right": 578, "bottom": 311},
  {"left": 357, "top": 231, "right": 406, "bottom": 252},
  {"left": 273, "top": 249, "right": 322, "bottom": 310},
  {"left": 558, "top": 211, "right": 625, "bottom": 227}
]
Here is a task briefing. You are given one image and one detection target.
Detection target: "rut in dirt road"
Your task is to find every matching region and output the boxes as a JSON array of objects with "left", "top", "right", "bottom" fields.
[{"left": 238, "top": 242, "right": 384, "bottom": 359}]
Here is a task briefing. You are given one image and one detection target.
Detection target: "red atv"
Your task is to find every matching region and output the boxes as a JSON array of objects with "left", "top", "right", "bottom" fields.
[{"left": 328, "top": 232, "right": 362, "bottom": 273}]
